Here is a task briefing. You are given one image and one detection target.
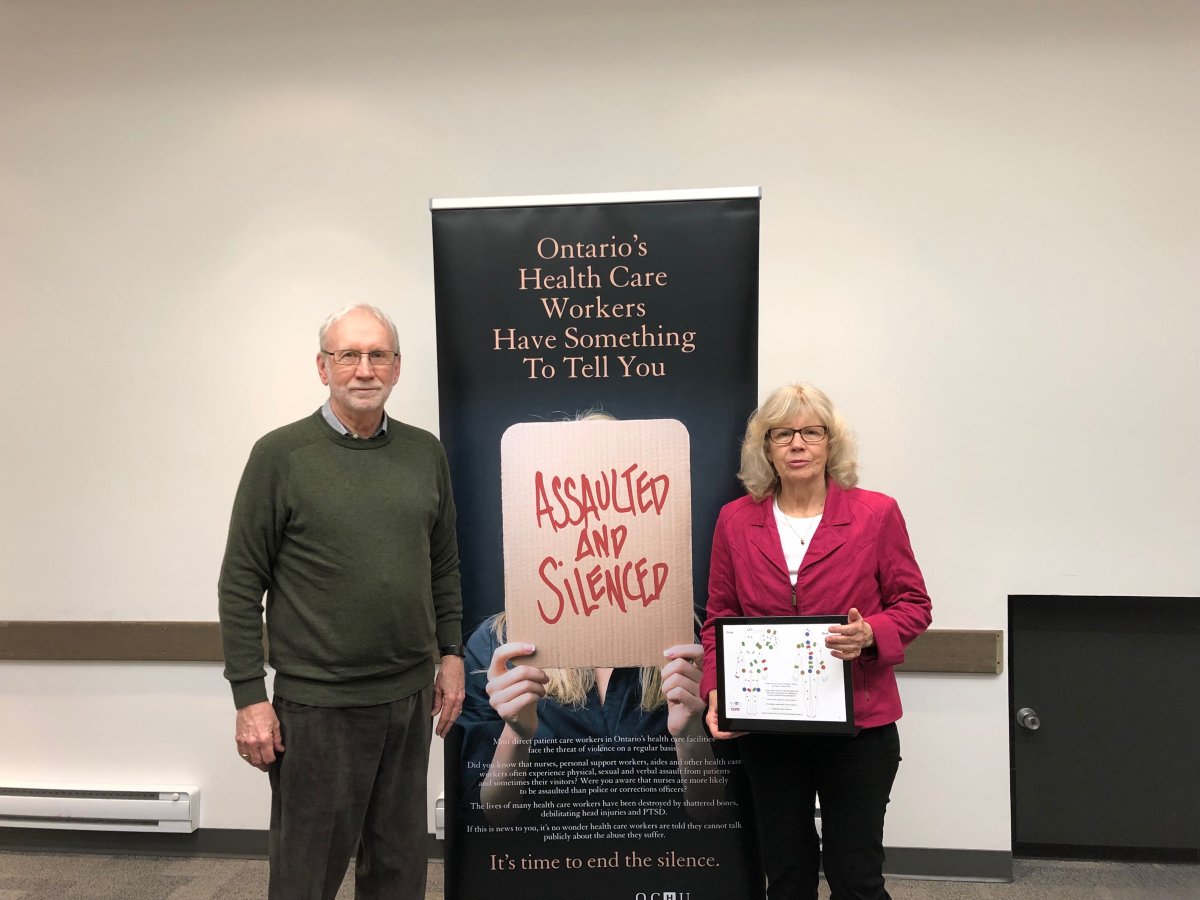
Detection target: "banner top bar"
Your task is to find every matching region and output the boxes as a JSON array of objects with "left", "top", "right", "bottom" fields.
[{"left": 430, "top": 186, "right": 761, "bottom": 211}]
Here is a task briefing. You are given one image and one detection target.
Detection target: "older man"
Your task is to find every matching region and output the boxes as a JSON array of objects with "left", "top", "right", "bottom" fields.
[{"left": 218, "top": 304, "right": 464, "bottom": 900}]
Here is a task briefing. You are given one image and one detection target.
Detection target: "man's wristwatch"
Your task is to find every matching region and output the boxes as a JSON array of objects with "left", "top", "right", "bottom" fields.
[{"left": 439, "top": 644, "right": 465, "bottom": 658}]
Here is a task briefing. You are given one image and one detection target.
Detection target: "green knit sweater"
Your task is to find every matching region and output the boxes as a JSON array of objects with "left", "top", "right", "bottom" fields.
[{"left": 218, "top": 410, "right": 462, "bottom": 709}]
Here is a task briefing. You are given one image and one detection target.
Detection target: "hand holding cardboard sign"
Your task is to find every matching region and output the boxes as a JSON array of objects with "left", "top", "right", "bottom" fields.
[
  {"left": 485, "top": 641, "right": 548, "bottom": 740},
  {"left": 662, "top": 644, "right": 707, "bottom": 738}
]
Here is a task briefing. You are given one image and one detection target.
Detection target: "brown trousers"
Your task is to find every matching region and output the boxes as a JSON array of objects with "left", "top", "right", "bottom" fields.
[{"left": 268, "top": 687, "right": 432, "bottom": 900}]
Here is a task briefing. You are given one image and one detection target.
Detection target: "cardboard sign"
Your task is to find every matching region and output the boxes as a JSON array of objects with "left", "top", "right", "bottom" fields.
[{"left": 500, "top": 419, "right": 694, "bottom": 668}]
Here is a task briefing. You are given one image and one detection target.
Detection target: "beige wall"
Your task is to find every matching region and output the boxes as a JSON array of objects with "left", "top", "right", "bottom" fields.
[{"left": 2, "top": 0, "right": 1197, "bottom": 851}]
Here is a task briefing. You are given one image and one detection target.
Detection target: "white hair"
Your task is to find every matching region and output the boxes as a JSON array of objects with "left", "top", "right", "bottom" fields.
[{"left": 317, "top": 304, "right": 400, "bottom": 353}]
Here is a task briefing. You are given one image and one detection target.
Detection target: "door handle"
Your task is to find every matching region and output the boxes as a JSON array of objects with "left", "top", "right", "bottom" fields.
[{"left": 1016, "top": 707, "right": 1041, "bottom": 731}]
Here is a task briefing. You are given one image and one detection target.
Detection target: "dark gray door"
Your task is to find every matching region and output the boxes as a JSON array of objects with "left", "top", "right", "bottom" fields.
[{"left": 1009, "top": 595, "right": 1200, "bottom": 861}]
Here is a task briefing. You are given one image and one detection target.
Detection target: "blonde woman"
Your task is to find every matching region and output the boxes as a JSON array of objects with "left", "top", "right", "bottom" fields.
[{"left": 701, "top": 383, "right": 932, "bottom": 900}]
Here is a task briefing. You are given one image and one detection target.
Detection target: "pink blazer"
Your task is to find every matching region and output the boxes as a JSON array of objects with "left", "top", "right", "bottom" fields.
[{"left": 701, "top": 482, "right": 932, "bottom": 729}]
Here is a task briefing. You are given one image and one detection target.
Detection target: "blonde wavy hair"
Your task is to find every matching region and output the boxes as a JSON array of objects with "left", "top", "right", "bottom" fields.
[
  {"left": 738, "top": 383, "right": 859, "bottom": 500},
  {"left": 487, "top": 617, "right": 666, "bottom": 712}
]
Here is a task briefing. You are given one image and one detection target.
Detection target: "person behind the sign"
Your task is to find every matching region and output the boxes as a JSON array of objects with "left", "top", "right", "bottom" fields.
[
  {"left": 460, "top": 611, "right": 722, "bottom": 824},
  {"left": 700, "top": 383, "right": 932, "bottom": 900},
  {"left": 457, "top": 409, "right": 723, "bottom": 823}
]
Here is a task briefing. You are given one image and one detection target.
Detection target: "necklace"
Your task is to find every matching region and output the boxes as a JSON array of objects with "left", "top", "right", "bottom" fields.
[{"left": 776, "top": 499, "right": 821, "bottom": 545}]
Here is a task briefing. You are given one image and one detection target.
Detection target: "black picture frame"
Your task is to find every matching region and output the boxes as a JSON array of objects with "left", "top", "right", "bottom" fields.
[{"left": 715, "top": 615, "right": 857, "bottom": 736}]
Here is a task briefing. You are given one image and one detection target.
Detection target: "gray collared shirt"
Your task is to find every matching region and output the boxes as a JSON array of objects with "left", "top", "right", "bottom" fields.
[{"left": 321, "top": 399, "right": 388, "bottom": 439}]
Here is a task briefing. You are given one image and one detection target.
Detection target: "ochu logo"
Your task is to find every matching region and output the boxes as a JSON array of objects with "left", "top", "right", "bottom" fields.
[{"left": 634, "top": 893, "right": 691, "bottom": 900}]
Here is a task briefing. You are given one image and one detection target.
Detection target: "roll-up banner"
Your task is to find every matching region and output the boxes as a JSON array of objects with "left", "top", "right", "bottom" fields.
[{"left": 432, "top": 188, "right": 763, "bottom": 900}]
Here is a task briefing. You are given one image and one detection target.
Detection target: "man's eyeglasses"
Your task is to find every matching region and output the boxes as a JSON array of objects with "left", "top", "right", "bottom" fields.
[
  {"left": 767, "top": 426, "right": 828, "bottom": 445},
  {"left": 321, "top": 350, "right": 399, "bottom": 367}
]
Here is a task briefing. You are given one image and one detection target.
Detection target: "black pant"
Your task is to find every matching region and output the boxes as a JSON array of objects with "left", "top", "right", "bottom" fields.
[
  {"left": 268, "top": 688, "right": 432, "bottom": 900},
  {"left": 740, "top": 723, "right": 901, "bottom": 900}
]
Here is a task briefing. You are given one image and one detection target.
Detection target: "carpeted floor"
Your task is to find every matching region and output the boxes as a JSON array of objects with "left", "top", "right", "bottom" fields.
[
  {"left": 0, "top": 853, "right": 1198, "bottom": 899},
  {"left": 0, "top": 852, "right": 442, "bottom": 900}
]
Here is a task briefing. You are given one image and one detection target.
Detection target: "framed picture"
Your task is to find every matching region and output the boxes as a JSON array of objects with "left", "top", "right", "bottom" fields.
[{"left": 715, "top": 616, "right": 856, "bottom": 735}]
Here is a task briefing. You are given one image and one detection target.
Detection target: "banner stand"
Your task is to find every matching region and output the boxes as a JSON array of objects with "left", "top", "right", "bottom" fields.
[{"left": 433, "top": 187, "right": 763, "bottom": 900}]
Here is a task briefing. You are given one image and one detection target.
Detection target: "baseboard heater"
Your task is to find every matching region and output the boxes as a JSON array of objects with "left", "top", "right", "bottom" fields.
[{"left": 0, "top": 784, "right": 200, "bottom": 833}]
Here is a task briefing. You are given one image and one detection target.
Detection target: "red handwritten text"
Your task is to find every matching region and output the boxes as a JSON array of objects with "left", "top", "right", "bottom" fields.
[
  {"left": 534, "top": 465, "right": 669, "bottom": 533},
  {"left": 536, "top": 557, "right": 669, "bottom": 624}
]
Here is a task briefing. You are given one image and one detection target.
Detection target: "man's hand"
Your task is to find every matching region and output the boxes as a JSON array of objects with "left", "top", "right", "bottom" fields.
[
  {"left": 432, "top": 655, "right": 466, "bottom": 738},
  {"left": 235, "top": 701, "right": 284, "bottom": 771}
]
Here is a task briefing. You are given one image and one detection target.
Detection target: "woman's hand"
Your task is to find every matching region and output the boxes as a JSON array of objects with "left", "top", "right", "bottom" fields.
[
  {"left": 825, "top": 607, "right": 875, "bottom": 660},
  {"left": 662, "top": 644, "right": 707, "bottom": 737},
  {"left": 485, "top": 641, "right": 548, "bottom": 740},
  {"left": 705, "top": 690, "right": 747, "bottom": 740}
]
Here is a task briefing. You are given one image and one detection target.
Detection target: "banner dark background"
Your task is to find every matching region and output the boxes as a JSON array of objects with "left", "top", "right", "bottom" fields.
[
  {"left": 433, "top": 194, "right": 762, "bottom": 900},
  {"left": 433, "top": 196, "right": 759, "bottom": 632}
]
